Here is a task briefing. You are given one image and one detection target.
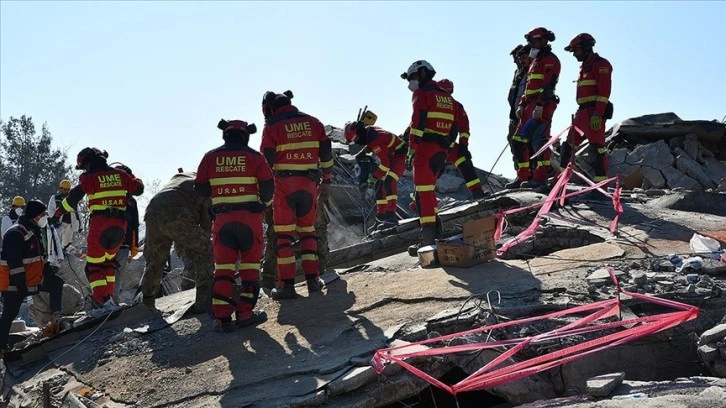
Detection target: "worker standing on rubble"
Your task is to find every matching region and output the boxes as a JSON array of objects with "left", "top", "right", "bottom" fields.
[
  {"left": 345, "top": 116, "right": 407, "bottom": 232},
  {"left": 142, "top": 171, "right": 214, "bottom": 314},
  {"left": 195, "top": 119, "right": 273, "bottom": 332},
  {"left": 260, "top": 90, "right": 333, "bottom": 299},
  {"left": 507, "top": 45, "right": 532, "bottom": 172},
  {"left": 560, "top": 33, "right": 613, "bottom": 183},
  {"left": 400, "top": 60, "right": 458, "bottom": 256},
  {"left": 47, "top": 180, "right": 82, "bottom": 252},
  {"left": 53, "top": 148, "right": 144, "bottom": 307},
  {"left": 507, "top": 27, "right": 561, "bottom": 191},
  {"left": 437, "top": 79, "right": 489, "bottom": 200},
  {"left": 0, "top": 200, "right": 65, "bottom": 354}
]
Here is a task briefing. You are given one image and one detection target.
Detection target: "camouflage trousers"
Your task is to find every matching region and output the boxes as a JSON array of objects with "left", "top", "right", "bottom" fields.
[
  {"left": 141, "top": 207, "right": 214, "bottom": 307},
  {"left": 261, "top": 194, "right": 330, "bottom": 289}
]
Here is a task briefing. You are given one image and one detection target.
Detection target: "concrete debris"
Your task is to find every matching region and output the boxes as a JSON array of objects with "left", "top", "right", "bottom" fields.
[{"left": 586, "top": 371, "right": 626, "bottom": 397}]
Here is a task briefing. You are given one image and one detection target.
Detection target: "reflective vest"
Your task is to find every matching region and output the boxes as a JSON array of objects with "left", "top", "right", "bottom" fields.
[
  {"left": 0, "top": 223, "right": 45, "bottom": 292},
  {"left": 408, "top": 81, "right": 458, "bottom": 147},
  {"left": 576, "top": 53, "right": 613, "bottom": 116},
  {"left": 63, "top": 168, "right": 140, "bottom": 214},
  {"left": 520, "top": 46, "right": 561, "bottom": 106}
]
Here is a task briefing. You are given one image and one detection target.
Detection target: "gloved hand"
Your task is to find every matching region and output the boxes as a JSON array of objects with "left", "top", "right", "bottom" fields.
[
  {"left": 533, "top": 105, "right": 543, "bottom": 120},
  {"left": 319, "top": 181, "right": 331, "bottom": 203},
  {"left": 366, "top": 175, "right": 377, "bottom": 188},
  {"left": 516, "top": 105, "right": 524, "bottom": 119},
  {"left": 590, "top": 114, "right": 602, "bottom": 131},
  {"left": 405, "top": 149, "right": 415, "bottom": 171},
  {"left": 458, "top": 143, "right": 471, "bottom": 160}
]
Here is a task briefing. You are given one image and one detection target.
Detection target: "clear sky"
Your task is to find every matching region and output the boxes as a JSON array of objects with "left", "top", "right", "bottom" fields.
[{"left": 2, "top": 1, "right": 724, "bottom": 188}]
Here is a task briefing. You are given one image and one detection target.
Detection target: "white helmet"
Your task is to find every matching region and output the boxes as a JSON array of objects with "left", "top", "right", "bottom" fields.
[{"left": 401, "top": 60, "right": 436, "bottom": 80}]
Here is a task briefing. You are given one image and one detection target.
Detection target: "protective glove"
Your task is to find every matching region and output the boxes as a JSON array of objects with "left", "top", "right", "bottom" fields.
[
  {"left": 516, "top": 105, "right": 524, "bottom": 119},
  {"left": 458, "top": 143, "right": 471, "bottom": 160},
  {"left": 319, "top": 181, "right": 331, "bottom": 203},
  {"left": 590, "top": 114, "right": 602, "bottom": 131},
  {"left": 366, "top": 175, "right": 377, "bottom": 188},
  {"left": 533, "top": 105, "right": 543, "bottom": 120},
  {"left": 405, "top": 149, "right": 415, "bottom": 171}
]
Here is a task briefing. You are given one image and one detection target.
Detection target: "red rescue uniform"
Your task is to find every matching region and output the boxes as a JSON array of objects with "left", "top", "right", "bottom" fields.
[
  {"left": 512, "top": 45, "right": 561, "bottom": 182},
  {"left": 195, "top": 142, "right": 274, "bottom": 322},
  {"left": 261, "top": 105, "right": 333, "bottom": 289},
  {"left": 447, "top": 98, "right": 483, "bottom": 193},
  {"left": 365, "top": 126, "right": 406, "bottom": 215},
  {"left": 61, "top": 167, "right": 143, "bottom": 304},
  {"left": 566, "top": 53, "right": 613, "bottom": 181},
  {"left": 408, "top": 81, "right": 458, "bottom": 227}
]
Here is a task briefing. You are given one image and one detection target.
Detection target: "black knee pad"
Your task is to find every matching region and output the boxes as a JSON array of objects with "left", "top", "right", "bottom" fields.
[
  {"left": 429, "top": 151, "right": 447, "bottom": 175},
  {"left": 219, "top": 222, "right": 254, "bottom": 252},
  {"left": 100, "top": 226, "right": 125, "bottom": 250},
  {"left": 286, "top": 190, "right": 314, "bottom": 217}
]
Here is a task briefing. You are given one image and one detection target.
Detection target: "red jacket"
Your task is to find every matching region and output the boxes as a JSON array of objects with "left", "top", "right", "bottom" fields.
[
  {"left": 62, "top": 166, "right": 144, "bottom": 215},
  {"left": 365, "top": 126, "right": 406, "bottom": 179},
  {"left": 576, "top": 53, "right": 612, "bottom": 116},
  {"left": 260, "top": 105, "right": 333, "bottom": 181},
  {"left": 195, "top": 142, "right": 274, "bottom": 210},
  {"left": 408, "top": 81, "right": 458, "bottom": 149},
  {"left": 453, "top": 99, "right": 470, "bottom": 147},
  {"left": 520, "top": 45, "right": 561, "bottom": 106}
]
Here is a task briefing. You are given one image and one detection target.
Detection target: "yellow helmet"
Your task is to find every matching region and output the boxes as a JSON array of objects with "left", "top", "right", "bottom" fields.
[
  {"left": 12, "top": 196, "right": 25, "bottom": 207},
  {"left": 59, "top": 179, "right": 72, "bottom": 190}
]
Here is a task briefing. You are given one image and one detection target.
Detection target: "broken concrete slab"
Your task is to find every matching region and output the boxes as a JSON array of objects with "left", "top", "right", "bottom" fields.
[
  {"left": 436, "top": 173, "right": 464, "bottom": 193},
  {"left": 698, "top": 344, "right": 720, "bottom": 363},
  {"left": 327, "top": 366, "right": 377, "bottom": 396},
  {"left": 676, "top": 155, "right": 716, "bottom": 189},
  {"left": 626, "top": 140, "right": 675, "bottom": 170},
  {"left": 647, "top": 191, "right": 726, "bottom": 216},
  {"left": 699, "top": 324, "right": 726, "bottom": 345},
  {"left": 587, "top": 371, "right": 626, "bottom": 397}
]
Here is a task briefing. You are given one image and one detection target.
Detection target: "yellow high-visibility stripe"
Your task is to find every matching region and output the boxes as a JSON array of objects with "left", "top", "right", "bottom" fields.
[
  {"left": 455, "top": 156, "right": 467, "bottom": 167},
  {"left": 390, "top": 173, "right": 400, "bottom": 181},
  {"left": 296, "top": 225, "right": 315, "bottom": 233},
  {"left": 276, "top": 141, "right": 319, "bottom": 152},
  {"left": 320, "top": 159, "right": 333, "bottom": 169},
  {"left": 528, "top": 74, "right": 544, "bottom": 80},
  {"left": 420, "top": 216, "right": 437, "bottom": 224},
  {"left": 466, "top": 179, "right": 481, "bottom": 188},
  {"left": 277, "top": 256, "right": 296, "bottom": 265},
  {"left": 578, "top": 79, "right": 597, "bottom": 86},
  {"left": 86, "top": 255, "right": 106, "bottom": 264},
  {"left": 239, "top": 263, "right": 260, "bottom": 270},
  {"left": 378, "top": 164, "right": 390, "bottom": 173},
  {"left": 89, "top": 279, "right": 106, "bottom": 289},
  {"left": 597, "top": 147, "right": 607, "bottom": 154},
  {"left": 410, "top": 128, "right": 424, "bottom": 137},
  {"left": 106, "top": 275, "right": 115, "bottom": 283},
  {"left": 62, "top": 199, "right": 74, "bottom": 212},
  {"left": 239, "top": 293, "right": 255, "bottom": 299},
  {"left": 274, "top": 224, "right": 296, "bottom": 233},
  {"left": 427, "top": 112, "right": 454, "bottom": 120},
  {"left": 301, "top": 254, "right": 318, "bottom": 261},
  {"left": 593, "top": 176, "right": 608, "bottom": 182},
  {"left": 273, "top": 163, "right": 318, "bottom": 171},
  {"left": 415, "top": 185, "right": 435, "bottom": 192},
  {"left": 211, "top": 195, "right": 258, "bottom": 205},
  {"left": 595, "top": 96, "right": 609, "bottom": 102},
  {"left": 215, "top": 263, "right": 236, "bottom": 270},
  {"left": 460, "top": 133, "right": 470, "bottom": 139},
  {"left": 376, "top": 199, "right": 387, "bottom": 205},
  {"left": 213, "top": 298, "right": 232, "bottom": 305},
  {"left": 386, "top": 195, "right": 397, "bottom": 201},
  {"left": 89, "top": 204, "right": 127, "bottom": 212},
  {"left": 577, "top": 95, "right": 610, "bottom": 104},
  {"left": 387, "top": 137, "right": 397, "bottom": 148},
  {"left": 88, "top": 190, "right": 127, "bottom": 200},
  {"left": 511, "top": 135, "right": 526, "bottom": 142},
  {"left": 209, "top": 177, "right": 257, "bottom": 186},
  {"left": 517, "top": 162, "right": 530, "bottom": 169},
  {"left": 525, "top": 88, "right": 543, "bottom": 96},
  {"left": 423, "top": 128, "right": 449, "bottom": 137},
  {"left": 538, "top": 160, "right": 551, "bottom": 166}
]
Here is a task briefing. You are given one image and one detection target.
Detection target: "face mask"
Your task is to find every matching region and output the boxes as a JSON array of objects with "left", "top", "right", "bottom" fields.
[
  {"left": 37, "top": 215, "right": 48, "bottom": 228},
  {"left": 15, "top": 207, "right": 23, "bottom": 216},
  {"left": 407, "top": 80, "right": 419, "bottom": 92},
  {"left": 529, "top": 48, "right": 540, "bottom": 58}
]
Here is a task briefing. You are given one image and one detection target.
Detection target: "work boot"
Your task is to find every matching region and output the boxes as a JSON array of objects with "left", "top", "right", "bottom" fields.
[
  {"left": 42, "top": 312, "right": 62, "bottom": 338},
  {"left": 471, "top": 189, "right": 490, "bottom": 200},
  {"left": 382, "top": 212, "right": 398, "bottom": 229},
  {"left": 270, "top": 285, "right": 297, "bottom": 300},
  {"left": 213, "top": 317, "right": 235, "bottom": 333},
  {"left": 521, "top": 179, "right": 550, "bottom": 194},
  {"left": 504, "top": 178, "right": 524, "bottom": 189},
  {"left": 189, "top": 285, "right": 212, "bottom": 315},
  {"left": 236, "top": 311, "right": 268, "bottom": 328},
  {"left": 306, "top": 277, "right": 321, "bottom": 293},
  {"left": 408, "top": 226, "right": 438, "bottom": 257}
]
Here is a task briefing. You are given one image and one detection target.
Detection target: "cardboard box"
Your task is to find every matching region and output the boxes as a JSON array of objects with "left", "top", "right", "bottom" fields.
[{"left": 436, "top": 216, "right": 496, "bottom": 268}]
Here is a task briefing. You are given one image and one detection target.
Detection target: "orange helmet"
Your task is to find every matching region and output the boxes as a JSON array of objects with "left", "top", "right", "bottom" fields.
[
  {"left": 344, "top": 121, "right": 360, "bottom": 144},
  {"left": 525, "top": 27, "right": 555, "bottom": 42},
  {"left": 565, "top": 33, "right": 596, "bottom": 52},
  {"left": 438, "top": 79, "right": 454, "bottom": 94}
]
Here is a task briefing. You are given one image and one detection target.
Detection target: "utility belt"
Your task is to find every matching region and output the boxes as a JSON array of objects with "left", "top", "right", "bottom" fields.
[
  {"left": 212, "top": 202, "right": 265, "bottom": 214},
  {"left": 578, "top": 101, "right": 614, "bottom": 120},
  {"left": 419, "top": 132, "right": 454, "bottom": 149},
  {"left": 91, "top": 208, "right": 127, "bottom": 220},
  {"left": 275, "top": 169, "right": 321, "bottom": 181}
]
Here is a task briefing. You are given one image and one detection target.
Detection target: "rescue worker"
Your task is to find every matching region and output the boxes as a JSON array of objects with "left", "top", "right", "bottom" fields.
[
  {"left": 345, "top": 120, "right": 406, "bottom": 232},
  {"left": 112, "top": 164, "right": 141, "bottom": 305},
  {"left": 437, "top": 79, "right": 489, "bottom": 199},
  {"left": 400, "top": 60, "right": 457, "bottom": 256},
  {"left": 47, "top": 180, "right": 82, "bottom": 251},
  {"left": 260, "top": 90, "right": 333, "bottom": 299},
  {"left": 142, "top": 171, "right": 214, "bottom": 314},
  {"left": 195, "top": 119, "right": 273, "bottom": 331},
  {"left": 52, "top": 147, "right": 144, "bottom": 307},
  {"left": 0, "top": 200, "right": 64, "bottom": 354},
  {"left": 561, "top": 33, "right": 613, "bottom": 183},
  {"left": 507, "top": 27, "right": 561, "bottom": 191},
  {"left": 1, "top": 196, "right": 25, "bottom": 238},
  {"left": 507, "top": 45, "right": 531, "bottom": 172}
]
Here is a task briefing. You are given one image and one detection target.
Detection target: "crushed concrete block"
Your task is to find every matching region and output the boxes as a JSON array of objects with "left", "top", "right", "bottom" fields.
[
  {"left": 697, "top": 275, "right": 713, "bottom": 288},
  {"left": 656, "top": 281, "right": 674, "bottom": 290},
  {"left": 327, "top": 366, "right": 377, "bottom": 396},
  {"left": 698, "top": 344, "right": 720, "bottom": 363},
  {"left": 676, "top": 156, "right": 716, "bottom": 189},
  {"left": 626, "top": 140, "right": 674, "bottom": 169},
  {"left": 641, "top": 167, "right": 667, "bottom": 189},
  {"left": 436, "top": 173, "right": 464, "bottom": 194},
  {"left": 700, "top": 324, "right": 726, "bottom": 345},
  {"left": 661, "top": 166, "right": 702, "bottom": 190},
  {"left": 289, "top": 390, "right": 327, "bottom": 408},
  {"left": 587, "top": 268, "right": 624, "bottom": 282},
  {"left": 701, "top": 258, "right": 726, "bottom": 276},
  {"left": 632, "top": 273, "right": 647, "bottom": 285},
  {"left": 586, "top": 372, "right": 625, "bottom": 397},
  {"left": 703, "top": 157, "right": 726, "bottom": 186}
]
